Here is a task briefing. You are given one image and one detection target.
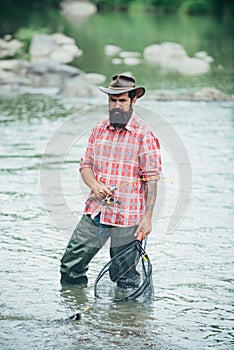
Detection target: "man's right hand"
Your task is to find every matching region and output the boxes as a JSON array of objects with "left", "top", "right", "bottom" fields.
[
  {"left": 92, "top": 183, "right": 113, "bottom": 199},
  {"left": 80, "top": 168, "right": 113, "bottom": 199}
]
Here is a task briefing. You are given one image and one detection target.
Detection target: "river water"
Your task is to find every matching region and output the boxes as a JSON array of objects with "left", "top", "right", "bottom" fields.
[
  {"left": 0, "top": 8, "right": 234, "bottom": 350},
  {"left": 0, "top": 92, "right": 233, "bottom": 349}
]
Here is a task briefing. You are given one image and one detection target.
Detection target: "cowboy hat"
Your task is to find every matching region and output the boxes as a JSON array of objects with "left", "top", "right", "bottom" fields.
[{"left": 99, "top": 74, "right": 145, "bottom": 98}]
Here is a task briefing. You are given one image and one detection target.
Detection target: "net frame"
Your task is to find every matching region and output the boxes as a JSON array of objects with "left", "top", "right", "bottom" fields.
[{"left": 94, "top": 240, "right": 153, "bottom": 301}]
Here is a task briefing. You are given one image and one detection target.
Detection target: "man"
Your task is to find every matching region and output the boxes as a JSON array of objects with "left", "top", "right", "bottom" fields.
[{"left": 60, "top": 74, "right": 161, "bottom": 287}]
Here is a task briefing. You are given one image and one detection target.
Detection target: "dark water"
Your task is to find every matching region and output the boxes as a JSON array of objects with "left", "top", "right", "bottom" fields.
[{"left": 0, "top": 93, "right": 233, "bottom": 349}]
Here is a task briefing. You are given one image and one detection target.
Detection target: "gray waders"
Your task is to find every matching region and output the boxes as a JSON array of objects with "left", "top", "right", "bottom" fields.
[{"left": 60, "top": 214, "right": 140, "bottom": 287}]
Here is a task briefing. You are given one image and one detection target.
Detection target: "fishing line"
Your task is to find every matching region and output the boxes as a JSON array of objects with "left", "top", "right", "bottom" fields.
[{"left": 87, "top": 174, "right": 173, "bottom": 206}]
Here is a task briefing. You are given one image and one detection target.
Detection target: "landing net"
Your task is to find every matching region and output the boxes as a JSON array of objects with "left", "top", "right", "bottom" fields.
[{"left": 94, "top": 240, "right": 154, "bottom": 302}]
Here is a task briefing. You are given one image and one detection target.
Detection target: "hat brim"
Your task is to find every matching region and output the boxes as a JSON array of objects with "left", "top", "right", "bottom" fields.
[{"left": 99, "top": 86, "right": 145, "bottom": 98}]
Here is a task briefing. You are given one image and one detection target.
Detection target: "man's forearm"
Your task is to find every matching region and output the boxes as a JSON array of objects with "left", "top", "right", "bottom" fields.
[
  {"left": 144, "top": 180, "right": 157, "bottom": 219},
  {"left": 134, "top": 180, "right": 157, "bottom": 240},
  {"left": 80, "top": 167, "right": 98, "bottom": 191},
  {"left": 80, "top": 167, "right": 112, "bottom": 199}
]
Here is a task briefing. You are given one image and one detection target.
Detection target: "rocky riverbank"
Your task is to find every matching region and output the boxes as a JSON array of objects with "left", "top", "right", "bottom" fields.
[{"left": 0, "top": 32, "right": 233, "bottom": 101}]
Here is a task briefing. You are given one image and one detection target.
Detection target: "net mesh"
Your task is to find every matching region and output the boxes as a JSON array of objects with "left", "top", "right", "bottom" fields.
[{"left": 94, "top": 240, "right": 154, "bottom": 302}]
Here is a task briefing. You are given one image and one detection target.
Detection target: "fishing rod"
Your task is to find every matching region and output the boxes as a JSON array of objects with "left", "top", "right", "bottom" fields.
[{"left": 88, "top": 174, "right": 172, "bottom": 205}]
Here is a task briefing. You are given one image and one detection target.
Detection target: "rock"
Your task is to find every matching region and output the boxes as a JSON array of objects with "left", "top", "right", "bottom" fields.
[
  {"left": 143, "top": 42, "right": 213, "bottom": 75},
  {"left": 144, "top": 42, "right": 186, "bottom": 64},
  {"left": 3, "top": 34, "right": 13, "bottom": 41},
  {"left": 49, "top": 50, "right": 75, "bottom": 64},
  {"left": 0, "top": 59, "right": 23, "bottom": 71},
  {"left": 26, "top": 61, "right": 82, "bottom": 76},
  {"left": 24, "top": 61, "right": 83, "bottom": 87},
  {"left": 51, "top": 32, "right": 75, "bottom": 45},
  {"left": 111, "top": 58, "right": 123, "bottom": 65},
  {"left": 61, "top": 0, "right": 97, "bottom": 18},
  {"left": 146, "top": 87, "right": 233, "bottom": 101},
  {"left": 29, "top": 33, "right": 82, "bottom": 63},
  {"left": 194, "top": 51, "right": 214, "bottom": 63},
  {"left": 119, "top": 51, "right": 141, "bottom": 58},
  {"left": 59, "top": 76, "right": 100, "bottom": 97},
  {"left": 191, "top": 87, "right": 232, "bottom": 101},
  {"left": 84, "top": 73, "right": 106, "bottom": 84},
  {"left": 0, "top": 38, "right": 24, "bottom": 58},
  {"left": 177, "top": 57, "right": 210, "bottom": 76},
  {"left": 30, "top": 35, "right": 57, "bottom": 58},
  {"left": 104, "top": 45, "right": 122, "bottom": 56},
  {"left": 123, "top": 57, "right": 141, "bottom": 66},
  {"left": 0, "top": 58, "right": 84, "bottom": 89}
]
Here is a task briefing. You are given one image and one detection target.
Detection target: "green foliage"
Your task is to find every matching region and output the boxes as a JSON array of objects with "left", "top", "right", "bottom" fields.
[
  {"left": 181, "top": 0, "right": 209, "bottom": 15},
  {"left": 15, "top": 26, "right": 51, "bottom": 54},
  {"left": 0, "top": 0, "right": 233, "bottom": 16},
  {"left": 148, "top": 0, "right": 182, "bottom": 12},
  {"left": 93, "top": 0, "right": 135, "bottom": 11},
  {"left": 0, "top": 0, "right": 61, "bottom": 8},
  {"left": 92, "top": 0, "right": 234, "bottom": 15}
]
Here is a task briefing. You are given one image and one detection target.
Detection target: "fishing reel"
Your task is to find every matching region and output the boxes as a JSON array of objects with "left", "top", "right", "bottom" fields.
[{"left": 102, "top": 196, "right": 121, "bottom": 206}]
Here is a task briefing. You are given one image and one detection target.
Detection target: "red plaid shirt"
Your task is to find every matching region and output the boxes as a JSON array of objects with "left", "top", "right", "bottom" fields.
[{"left": 79, "top": 113, "right": 161, "bottom": 227}]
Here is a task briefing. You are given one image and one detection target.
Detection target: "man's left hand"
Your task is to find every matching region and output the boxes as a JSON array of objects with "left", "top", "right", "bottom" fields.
[{"left": 134, "top": 216, "right": 152, "bottom": 241}]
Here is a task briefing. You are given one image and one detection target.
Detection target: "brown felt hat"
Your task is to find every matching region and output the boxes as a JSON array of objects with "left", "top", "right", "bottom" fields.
[{"left": 99, "top": 74, "right": 145, "bottom": 98}]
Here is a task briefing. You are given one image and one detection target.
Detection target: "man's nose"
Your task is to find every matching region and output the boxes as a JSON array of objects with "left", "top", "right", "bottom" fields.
[{"left": 113, "top": 100, "right": 121, "bottom": 107}]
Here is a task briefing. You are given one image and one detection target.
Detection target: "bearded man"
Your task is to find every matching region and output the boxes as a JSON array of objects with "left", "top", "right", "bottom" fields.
[{"left": 60, "top": 74, "right": 161, "bottom": 287}]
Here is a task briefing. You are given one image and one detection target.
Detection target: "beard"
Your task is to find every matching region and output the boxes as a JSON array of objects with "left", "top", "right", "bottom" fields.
[{"left": 109, "top": 105, "right": 133, "bottom": 129}]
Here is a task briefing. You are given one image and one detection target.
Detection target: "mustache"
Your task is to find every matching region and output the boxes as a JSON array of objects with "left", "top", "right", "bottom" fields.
[{"left": 111, "top": 108, "right": 124, "bottom": 114}]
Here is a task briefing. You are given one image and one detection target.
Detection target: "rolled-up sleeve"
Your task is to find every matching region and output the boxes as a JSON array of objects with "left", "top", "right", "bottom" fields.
[
  {"left": 79, "top": 129, "right": 95, "bottom": 171},
  {"left": 139, "top": 131, "right": 162, "bottom": 180}
]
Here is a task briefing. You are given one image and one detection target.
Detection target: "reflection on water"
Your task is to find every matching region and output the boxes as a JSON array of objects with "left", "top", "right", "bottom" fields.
[{"left": 0, "top": 94, "right": 233, "bottom": 349}]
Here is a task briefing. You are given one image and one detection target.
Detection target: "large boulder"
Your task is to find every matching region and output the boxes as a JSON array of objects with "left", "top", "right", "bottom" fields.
[
  {"left": 143, "top": 42, "right": 213, "bottom": 75},
  {"left": 24, "top": 61, "right": 83, "bottom": 87},
  {"left": 0, "top": 59, "right": 84, "bottom": 89},
  {"left": 29, "top": 33, "right": 82, "bottom": 63},
  {"left": 144, "top": 42, "right": 186, "bottom": 65}
]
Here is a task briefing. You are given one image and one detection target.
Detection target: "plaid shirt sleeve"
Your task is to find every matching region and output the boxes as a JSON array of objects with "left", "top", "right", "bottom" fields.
[
  {"left": 79, "top": 128, "right": 95, "bottom": 170},
  {"left": 139, "top": 130, "right": 161, "bottom": 180}
]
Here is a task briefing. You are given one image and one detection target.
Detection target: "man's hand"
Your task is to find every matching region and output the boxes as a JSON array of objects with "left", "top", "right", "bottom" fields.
[
  {"left": 92, "top": 183, "right": 113, "bottom": 199},
  {"left": 80, "top": 168, "right": 113, "bottom": 199},
  {"left": 134, "top": 216, "right": 152, "bottom": 241},
  {"left": 134, "top": 180, "right": 157, "bottom": 240}
]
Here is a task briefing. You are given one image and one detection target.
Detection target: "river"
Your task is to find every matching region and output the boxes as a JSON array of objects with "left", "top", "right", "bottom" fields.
[
  {"left": 1, "top": 93, "right": 233, "bottom": 349},
  {"left": 1, "top": 9, "right": 234, "bottom": 350}
]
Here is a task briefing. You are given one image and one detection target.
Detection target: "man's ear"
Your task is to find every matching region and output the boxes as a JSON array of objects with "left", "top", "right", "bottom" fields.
[{"left": 132, "top": 96, "right": 137, "bottom": 105}]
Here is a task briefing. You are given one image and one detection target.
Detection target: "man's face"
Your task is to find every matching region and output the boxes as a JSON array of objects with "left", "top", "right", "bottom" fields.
[{"left": 109, "top": 92, "right": 137, "bottom": 129}]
